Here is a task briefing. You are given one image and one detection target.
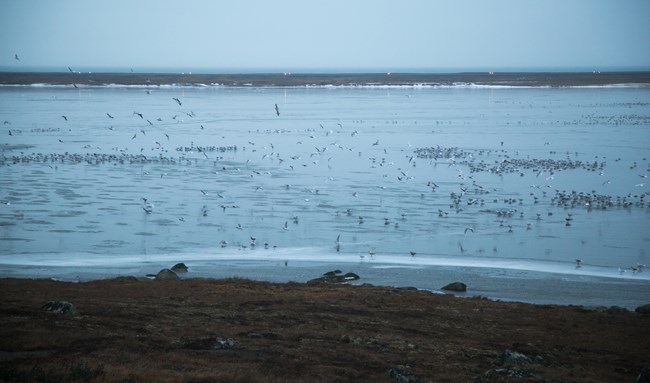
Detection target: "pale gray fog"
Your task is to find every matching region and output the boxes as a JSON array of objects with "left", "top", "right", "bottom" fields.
[{"left": 2, "top": 0, "right": 649, "bottom": 72}]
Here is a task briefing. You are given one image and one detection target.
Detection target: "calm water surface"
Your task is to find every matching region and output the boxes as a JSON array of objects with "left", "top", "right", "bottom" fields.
[{"left": 1, "top": 84, "right": 649, "bottom": 285}]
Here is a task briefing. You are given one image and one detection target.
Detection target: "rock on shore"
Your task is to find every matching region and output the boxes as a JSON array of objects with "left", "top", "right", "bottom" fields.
[{"left": 441, "top": 282, "right": 467, "bottom": 292}]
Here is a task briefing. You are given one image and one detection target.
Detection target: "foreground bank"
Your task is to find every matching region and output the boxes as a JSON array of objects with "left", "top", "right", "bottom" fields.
[{"left": 1, "top": 277, "right": 649, "bottom": 382}]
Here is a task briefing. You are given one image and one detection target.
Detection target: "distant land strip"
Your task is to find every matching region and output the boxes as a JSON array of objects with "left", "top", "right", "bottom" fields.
[{"left": 1, "top": 71, "right": 649, "bottom": 87}]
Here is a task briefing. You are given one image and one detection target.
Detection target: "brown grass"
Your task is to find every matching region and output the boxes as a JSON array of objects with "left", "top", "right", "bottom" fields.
[{"left": 0, "top": 276, "right": 649, "bottom": 382}]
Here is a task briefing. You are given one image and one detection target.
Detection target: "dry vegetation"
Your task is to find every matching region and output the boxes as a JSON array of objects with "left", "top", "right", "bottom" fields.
[{"left": 0, "top": 277, "right": 649, "bottom": 382}]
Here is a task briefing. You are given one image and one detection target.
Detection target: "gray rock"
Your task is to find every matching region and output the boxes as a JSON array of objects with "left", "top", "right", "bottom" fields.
[
  {"left": 42, "top": 301, "right": 78, "bottom": 316},
  {"left": 170, "top": 262, "right": 188, "bottom": 273},
  {"left": 441, "top": 282, "right": 467, "bottom": 292},
  {"left": 637, "top": 365, "right": 650, "bottom": 383},
  {"left": 479, "top": 367, "right": 535, "bottom": 380},
  {"left": 635, "top": 304, "right": 650, "bottom": 314},
  {"left": 214, "top": 337, "right": 236, "bottom": 349},
  {"left": 308, "top": 270, "right": 360, "bottom": 284},
  {"left": 500, "top": 349, "right": 532, "bottom": 365},
  {"left": 155, "top": 268, "right": 179, "bottom": 280},
  {"left": 389, "top": 367, "right": 418, "bottom": 383},
  {"left": 184, "top": 337, "right": 236, "bottom": 350},
  {"left": 343, "top": 272, "right": 360, "bottom": 281}
]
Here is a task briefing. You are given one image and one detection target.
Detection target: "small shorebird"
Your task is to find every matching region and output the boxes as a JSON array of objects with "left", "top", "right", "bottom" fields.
[
  {"left": 14, "top": 54, "right": 19, "bottom": 61},
  {"left": 575, "top": 259, "right": 582, "bottom": 268},
  {"left": 410, "top": 251, "right": 416, "bottom": 257}
]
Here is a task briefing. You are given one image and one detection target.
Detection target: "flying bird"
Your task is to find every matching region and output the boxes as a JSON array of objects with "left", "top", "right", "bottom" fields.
[
  {"left": 106, "top": 113, "right": 114, "bottom": 119},
  {"left": 133, "top": 111, "right": 143, "bottom": 119},
  {"left": 275, "top": 104, "right": 280, "bottom": 116},
  {"left": 172, "top": 97, "right": 182, "bottom": 106}
]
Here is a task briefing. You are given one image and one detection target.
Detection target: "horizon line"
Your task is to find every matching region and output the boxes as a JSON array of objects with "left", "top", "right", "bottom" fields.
[{"left": 1, "top": 65, "right": 650, "bottom": 75}]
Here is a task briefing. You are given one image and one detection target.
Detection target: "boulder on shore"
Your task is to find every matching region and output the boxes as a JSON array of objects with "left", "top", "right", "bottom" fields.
[
  {"left": 635, "top": 304, "right": 650, "bottom": 314},
  {"left": 155, "top": 268, "right": 179, "bottom": 280},
  {"left": 441, "top": 282, "right": 467, "bottom": 292},
  {"left": 308, "top": 270, "right": 360, "bottom": 284},
  {"left": 171, "top": 262, "right": 189, "bottom": 273}
]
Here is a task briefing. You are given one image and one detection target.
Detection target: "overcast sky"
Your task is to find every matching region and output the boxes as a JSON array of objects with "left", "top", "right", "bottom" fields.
[{"left": 1, "top": 0, "right": 649, "bottom": 72}]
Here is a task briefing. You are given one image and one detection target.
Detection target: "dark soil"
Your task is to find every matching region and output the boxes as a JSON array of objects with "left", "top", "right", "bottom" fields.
[{"left": 0, "top": 277, "right": 648, "bottom": 382}]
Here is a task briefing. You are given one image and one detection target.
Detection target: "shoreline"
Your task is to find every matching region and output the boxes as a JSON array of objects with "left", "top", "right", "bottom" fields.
[
  {"left": 2, "top": 257, "right": 649, "bottom": 310},
  {"left": 1, "top": 71, "right": 650, "bottom": 87}
]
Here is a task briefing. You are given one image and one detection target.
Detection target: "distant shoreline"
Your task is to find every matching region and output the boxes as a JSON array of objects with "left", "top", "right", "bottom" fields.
[{"left": 1, "top": 71, "right": 650, "bottom": 87}]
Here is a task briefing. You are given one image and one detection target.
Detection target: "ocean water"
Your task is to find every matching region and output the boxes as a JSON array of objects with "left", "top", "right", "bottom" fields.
[{"left": 1, "top": 83, "right": 649, "bottom": 306}]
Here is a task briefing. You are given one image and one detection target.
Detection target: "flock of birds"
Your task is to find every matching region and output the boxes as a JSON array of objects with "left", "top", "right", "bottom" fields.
[{"left": 2, "top": 82, "right": 649, "bottom": 278}]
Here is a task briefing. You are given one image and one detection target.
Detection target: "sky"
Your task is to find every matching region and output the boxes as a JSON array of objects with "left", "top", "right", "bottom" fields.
[{"left": 1, "top": 0, "right": 649, "bottom": 73}]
